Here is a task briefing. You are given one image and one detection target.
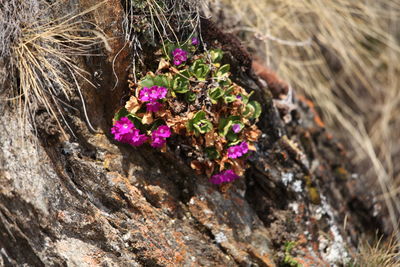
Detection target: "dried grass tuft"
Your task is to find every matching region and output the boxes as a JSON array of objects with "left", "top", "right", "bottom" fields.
[{"left": 1, "top": 0, "right": 108, "bottom": 137}]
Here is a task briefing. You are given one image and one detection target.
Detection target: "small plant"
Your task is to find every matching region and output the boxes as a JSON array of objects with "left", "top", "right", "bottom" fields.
[
  {"left": 112, "top": 39, "right": 262, "bottom": 184},
  {"left": 283, "top": 242, "right": 301, "bottom": 267}
]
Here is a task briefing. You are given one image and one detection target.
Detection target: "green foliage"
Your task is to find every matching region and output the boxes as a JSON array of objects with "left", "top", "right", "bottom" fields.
[
  {"left": 215, "top": 64, "right": 230, "bottom": 78},
  {"left": 205, "top": 147, "right": 220, "bottom": 160},
  {"left": 210, "top": 49, "right": 223, "bottom": 63},
  {"left": 208, "top": 87, "right": 225, "bottom": 104},
  {"left": 172, "top": 70, "right": 190, "bottom": 93},
  {"left": 140, "top": 74, "right": 170, "bottom": 88},
  {"left": 243, "top": 100, "right": 262, "bottom": 119},
  {"left": 188, "top": 111, "right": 213, "bottom": 135},
  {"left": 189, "top": 59, "right": 210, "bottom": 81},
  {"left": 218, "top": 116, "right": 241, "bottom": 137},
  {"left": 283, "top": 242, "right": 301, "bottom": 267}
]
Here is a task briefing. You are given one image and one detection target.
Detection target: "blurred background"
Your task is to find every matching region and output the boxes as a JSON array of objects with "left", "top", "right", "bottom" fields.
[{"left": 203, "top": 0, "right": 400, "bottom": 238}]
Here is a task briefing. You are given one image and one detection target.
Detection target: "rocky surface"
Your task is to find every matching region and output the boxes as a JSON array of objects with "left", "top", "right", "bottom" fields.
[{"left": 0, "top": 0, "right": 383, "bottom": 266}]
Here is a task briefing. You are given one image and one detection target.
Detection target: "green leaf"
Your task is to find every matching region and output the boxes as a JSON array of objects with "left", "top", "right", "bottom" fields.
[
  {"left": 192, "top": 110, "right": 206, "bottom": 123},
  {"left": 228, "top": 139, "right": 242, "bottom": 146},
  {"left": 190, "top": 59, "right": 210, "bottom": 80},
  {"left": 210, "top": 49, "right": 223, "bottom": 63},
  {"left": 163, "top": 42, "right": 177, "bottom": 60},
  {"left": 215, "top": 64, "right": 230, "bottom": 78},
  {"left": 226, "top": 131, "right": 238, "bottom": 142},
  {"left": 204, "top": 147, "right": 220, "bottom": 160},
  {"left": 114, "top": 107, "right": 129, "bottom": 121},
  {"left": 126, "top": 114, "right": 144, "bottom": 131},
  {"left": 224, "top": 94, "right": 237, "bottom": 103},
  {"left": 185, "top": 91, "right": 196, "bottom": 102},
  {"left": 188, "top": 111, "right": 212, "bottom": 135},
  {"left": 172, "top": 73, "right": 189, "bottom": 93},
  {"left": 245, "top": 100, "right": 262, "bottom": 119},
  {"left": 218, "top": 116, "right": 244, "bottom": 137},
  {"left": 139, "top": 75, "right": 170, "bottom": 88},
  {"left": 139, "top": 76, "right": 155, "bottom": 88},
  {"left": 208, "top": 87, "right": 224, "bottom": 104},
  {"left": 192, "top": 119, "right": 213, "bottom": 134}
]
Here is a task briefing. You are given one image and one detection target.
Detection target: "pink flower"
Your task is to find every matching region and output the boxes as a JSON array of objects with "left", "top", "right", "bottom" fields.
[
  {"left": 111, "top": 117, "right": 135, "bottom": 141},
  {"left": 232, "top": 124, "right": 241, "bottom": 133},
  {"left": 210, "top": 169, "right": 240, "bottom": 184},
  {"left": 150, "top": 136, "right": 166, "bottom": 148},
  {"left": 128, "top": 132, "right": 148, "bottom": 146},
  {"left": 146, "top": 101, "right": 162, "bottom": 112},
  {"left": 139, "top": 86, "right": 168, "bottom": 102},
  {"left": 191, "top": 37, "right": 199, "bottom": 45},
  {"left": 139, "top": 87, "right": 153, "bottom": 102},
  {"left": 172, "top": 48, "right": 188, "bottom": 66},
  {"left": 150, "top": 125, "right": 171, "bottom": 148},
  {"left": 111, "top": 117, "right": 148, "bottom": 146},
  {"left": 153, "top": 125, "right": 171, "bottom": 138},
  {"left": 227, "top": 141, "right": 249, "bottom": 159}
]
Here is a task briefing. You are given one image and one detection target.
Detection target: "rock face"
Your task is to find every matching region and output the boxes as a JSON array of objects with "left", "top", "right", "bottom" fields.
[{"left": 0, "top": 1, "right": 382, "bottom": 266}]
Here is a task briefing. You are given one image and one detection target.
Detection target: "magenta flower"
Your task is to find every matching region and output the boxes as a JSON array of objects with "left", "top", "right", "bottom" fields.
[
  {"left": 232, "top": 124, "right": 241, "bottom": 133},
  {"left": 146, "top": 101, "right": 162, "bottom": 112},
  {"left": 128, "top": 132, "right": 148, "bottom": 146},
  {"left": 191, "top": 37, "right": 199, "bottom": 46},
  {"left": 111, "top": 117, "right": 149, "bottom": 147},
  {"left": 139, "top": 87, "right": 152, "bottom": 102},
  {"left": 150, "top": 125, "right": 171, "bottom": 148},
  {"left": 210, "top": 169, "right": 240, "bottom": 184},
  {"left": 150, "top": 136, "right": 166, "bottom": 148},
  {"left": 139, "top": 86, "right": 167, "bottom": 102},
  {"left": 153, "top": 125, "right": 171, "bottom": 138},
  {"left": 111, "top": 117, "right": 135, "bottom": 141},
  {"left": 172, "top": 48, "right": 188, "bottom": 66},
  {"left": 227, "top": 141, "right": 249, "bottom": 159}
]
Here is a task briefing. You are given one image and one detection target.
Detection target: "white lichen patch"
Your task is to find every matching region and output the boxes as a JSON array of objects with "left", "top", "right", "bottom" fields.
[
  {"left": 313, "top": 195, "right": 350, "bottom": 265},
  {"left": 214, "top": 232, "right": 228, "bottom": 243},
  {"left": 288, "top": 202, "right": 299, "bottom": 214},
  {"left": 281, "top": 172, "right": 294, "bottom": 186},
  {"left": 291, "top": 180, "right": 303, "bottom": 193}
]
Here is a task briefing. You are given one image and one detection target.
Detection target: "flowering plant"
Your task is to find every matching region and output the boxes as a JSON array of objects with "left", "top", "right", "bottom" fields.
[{"left": 112, "top": 39, "right": 262, "bottom": 184}]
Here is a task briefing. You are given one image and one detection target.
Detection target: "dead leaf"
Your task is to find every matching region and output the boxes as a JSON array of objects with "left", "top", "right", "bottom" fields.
[
  {"left": 205, "top": 130, "right": 216, "bottom": 147},
  {"left": 142, "top": 111, "right": 153, "bottom": 124},
  {"left": 204, "top": 160, "right": 215, "bottom": 177},
  {"left": 229, "top": 158, "right": 245, "bottom": 176},
  {"left": 125, "top": 96, "right": 142, "bottom": 114},
  {"left": 157, "top": 58, "right": 170, "bottom": 71},
  {"left": 190, "top": 160, "right": 203, "bottom": 174}
]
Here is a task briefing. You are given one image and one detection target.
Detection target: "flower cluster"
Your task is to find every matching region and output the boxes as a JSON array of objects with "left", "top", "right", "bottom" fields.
[
  {"left": 111, "top": 117, "right": 148, "bottom": 146},
  {"left": 172, "top": 48, "right": 188, "bottom": 66},
  {"left": 227, "top": 142, "right": 249, "bottom": 159},
  {"left": 151, "top": 125, "right": 171, "bottom": 148},
  {"left": 111, "top": 117, "right": 171, "bottom": 148},
  {"left": 139, "top": 86, "right": 168, "bottom": 112},
  {"left": 210, "top": 169, "right": 240, "bottom": 184},
  {"left": 112, "top": 41, "right": 262, "bottom": 185}
]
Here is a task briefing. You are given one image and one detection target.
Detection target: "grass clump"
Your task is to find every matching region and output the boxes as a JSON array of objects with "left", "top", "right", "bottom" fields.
[{"left": 1, "top": 0, "right": 107, "bottom": 137}]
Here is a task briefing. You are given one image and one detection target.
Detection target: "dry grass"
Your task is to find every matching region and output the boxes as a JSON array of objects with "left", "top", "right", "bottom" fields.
[
  {"left": 352, "top": 234, "right": 400, "bottom": 267},
  {"left": 204, "top": 0, "right": 400, "bottom": 235},
  {"left": 1, "top": 0, "right": 107, "bottom": 137},
  {"left": 121, "top": 0, "right": 204, "bottom": 84}
]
